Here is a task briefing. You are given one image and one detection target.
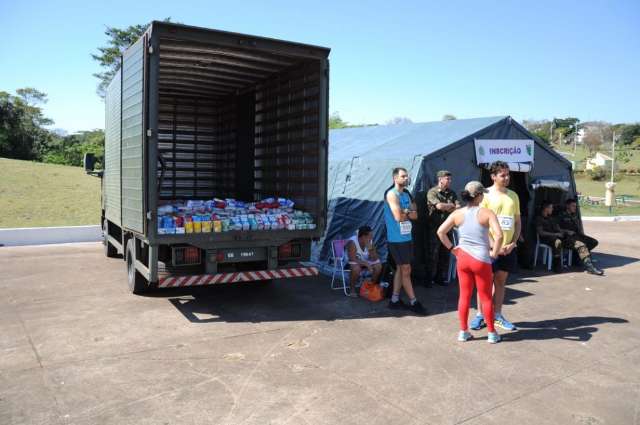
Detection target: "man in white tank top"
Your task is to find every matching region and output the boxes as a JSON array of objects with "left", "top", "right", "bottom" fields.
[{"left": 344, "top": 226, "right": 382, "bottom": 295}]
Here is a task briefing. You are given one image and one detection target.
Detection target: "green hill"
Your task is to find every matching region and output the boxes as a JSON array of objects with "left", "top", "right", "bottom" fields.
[{"left": 0, "top": 158, "right": 101, "bottom": 228}]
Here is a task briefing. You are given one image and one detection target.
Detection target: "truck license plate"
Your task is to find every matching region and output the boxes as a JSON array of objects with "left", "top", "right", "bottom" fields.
[
  {"left": 217, "top": 248, "right": 266, "bottom": 263},
  {"left": 226, "top": 249, "right": 256, "bottom": 260}
]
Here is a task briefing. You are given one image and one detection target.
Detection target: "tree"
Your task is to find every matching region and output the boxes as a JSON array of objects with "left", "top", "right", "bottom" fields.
[
  {"left": 329, "top": 112, "right": 349, "bottom": 129},
  {"left": 442, "top": 114, "right": 457, "bottom": 121},
  {"left": 582, "top": 128, "right": 603, "bottom": 154},
  {"left": 386, "top": 117, "right": 413, "bottom": 125},
  {"left": 43, "top": 129, "right": 105, "bottom": 167},
  {"left": 0, "top": 89, "right": 54, "bottom": 160},
  {"left": 92, "top": 19, "right": 173, "bottom": 97},
  {"left": 523, "top": 119, "right": 552, "bottom": 144},
  {"left": 618, "top": 124, "right": 640, "bottom": 146},
  {"left": 553, "top": 117, "right": 580, "bottom": 145}
]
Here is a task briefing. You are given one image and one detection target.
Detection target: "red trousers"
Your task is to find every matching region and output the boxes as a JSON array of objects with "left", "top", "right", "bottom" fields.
[{"left": 456, "top": 248, "right": 495, "bottom": 332}]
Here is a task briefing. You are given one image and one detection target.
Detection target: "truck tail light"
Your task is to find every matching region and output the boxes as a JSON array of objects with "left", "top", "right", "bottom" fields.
[
  {"left": 278, "top": 243, "right": 301, "bottom": 259},
  {"left": 172, "top": 246, "right": 201, "bottom": 266}
]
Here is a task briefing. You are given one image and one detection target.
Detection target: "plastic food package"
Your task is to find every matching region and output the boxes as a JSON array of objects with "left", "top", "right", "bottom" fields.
[{"left": 157, "top": 197, "right": 315, "bottom": 234}]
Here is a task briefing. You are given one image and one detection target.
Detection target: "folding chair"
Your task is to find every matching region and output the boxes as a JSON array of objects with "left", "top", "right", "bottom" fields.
[{"left": 330, "top": 239, "right": 349, "bottom": 295}]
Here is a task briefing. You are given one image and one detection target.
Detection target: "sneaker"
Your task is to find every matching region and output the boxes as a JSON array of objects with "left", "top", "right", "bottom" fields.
[
  {"left": 494, "top": 314, "right": 517, "bottom": 331},
  {"left": 487, "top": 332, "right": 501, "bottom": 344},
  {"left": 388, "top": 299, "right": 407, "bottom": 310},
  {"left": 470, "top": 314, "right": 486, "bottom": 330},
  {"left": 458, "top": 331, "right": 472, "bottom": 342},
  {"left": 408, "top": 301, "right": 428, "bottom": 316}
]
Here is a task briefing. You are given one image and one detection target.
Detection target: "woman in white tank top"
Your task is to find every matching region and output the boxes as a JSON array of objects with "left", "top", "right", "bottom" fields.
[{"left": 437, "top": 181, "right": 503, "bottom": 344}]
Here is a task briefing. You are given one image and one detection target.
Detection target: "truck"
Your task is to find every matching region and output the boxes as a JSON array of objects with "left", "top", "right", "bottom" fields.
[{"left": 85, "top": 21, "right": 330, "bottom": 294}]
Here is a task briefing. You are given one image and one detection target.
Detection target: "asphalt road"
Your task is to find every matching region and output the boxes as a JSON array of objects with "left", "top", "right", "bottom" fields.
[{"left": 1, "top": 222, "right": 639, "bottom": 425}]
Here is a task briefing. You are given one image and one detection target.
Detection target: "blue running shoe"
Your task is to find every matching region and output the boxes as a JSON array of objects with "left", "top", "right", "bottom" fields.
[
  {"left": 458, "top": 331, "right": 472, "bottom": 342},
  {"left": 494, "top": 314, "right": 517, "bottom": 331},
  {"left": 470, "top": 314, "right": 485, "bottom": 330},
  {"left": 487, "top": 332, "right": 501, "bottom": 344}
]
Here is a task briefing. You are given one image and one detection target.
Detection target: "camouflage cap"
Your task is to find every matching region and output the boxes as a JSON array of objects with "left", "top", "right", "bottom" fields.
[{"left": 437, "top": 170, "right": 452, "bottom": 178}]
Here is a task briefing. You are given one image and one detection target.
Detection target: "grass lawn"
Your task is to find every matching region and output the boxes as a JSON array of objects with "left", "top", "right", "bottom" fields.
[
  {"left": 0, "top": 158, "right": 101, "bottom": 228},
  {"left": 579, "top": 202, "right": 640, "bottom": 217},
  {"left": 574, "top": 174, "right": 640, "bottom": 199}
]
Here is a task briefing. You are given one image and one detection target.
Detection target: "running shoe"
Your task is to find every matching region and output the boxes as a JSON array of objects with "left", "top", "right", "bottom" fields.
[
  {"left": 470, "top": 314, "right": 486, "bottom": 330},
  {"left": 494, "top": 314, "right": 517, "bottom": 331},
  {"left": 487, "top": 332, "right": 501, "bottom": 344},
  {"left": 388, "top": 299, "right": 407, "bottom": 310},
  {"left": 458, "top": 331, "right": 472, "bottom": 342},
  {"left": 408, "top": 300, "right": 428, "bottom": 316}
]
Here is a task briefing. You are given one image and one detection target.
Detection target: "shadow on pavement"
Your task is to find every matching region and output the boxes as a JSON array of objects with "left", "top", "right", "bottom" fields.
[
  {"left": 501, "top": 316, "right": 629, "bottom": 342},
  {"left": 160, "top": 279, "right": 406, "bottom": 323},
  {"left": 592, "top": 252, "right": 639, "bottom": 269},
  {"left": 151, "top": 273, "right": 537, "bottom": 324}
]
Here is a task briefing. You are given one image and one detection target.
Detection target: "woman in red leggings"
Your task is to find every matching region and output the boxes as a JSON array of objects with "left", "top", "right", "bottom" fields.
[{"left": 437, "top": 181, "right": 503, "bottom": 343}]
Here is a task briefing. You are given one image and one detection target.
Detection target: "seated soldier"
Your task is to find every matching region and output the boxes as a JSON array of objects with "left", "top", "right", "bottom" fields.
[
  {"left": 344, "top": 226, "right": 383, "bottom": 297},
  {"left": 536, "top": 201, "right": 603, "bottom": 275},
  {"left": 558, "top": 198, "right": 598, "bottom": 252}
]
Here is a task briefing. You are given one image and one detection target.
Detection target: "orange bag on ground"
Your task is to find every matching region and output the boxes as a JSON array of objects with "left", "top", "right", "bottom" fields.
[{"left": 359, "top": 280, "right": 384, "bottom": 302}]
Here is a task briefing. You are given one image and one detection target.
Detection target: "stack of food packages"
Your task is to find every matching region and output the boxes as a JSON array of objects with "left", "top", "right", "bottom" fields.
[{"left": 157, "top": 197, "right": 316, "bottom": 234}]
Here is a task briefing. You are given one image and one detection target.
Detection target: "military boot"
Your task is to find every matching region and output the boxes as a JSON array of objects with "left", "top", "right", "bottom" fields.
[{"left": 583, "top": 257, "right": 604, "bottom": 276}]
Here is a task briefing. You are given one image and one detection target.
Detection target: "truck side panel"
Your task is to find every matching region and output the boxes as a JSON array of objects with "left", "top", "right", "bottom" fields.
[
  {"left": 104, "top": 68, "right": 122, "bottom": 224},
  {"left": 121, "top": 36, "right": 146, "bottom": 234}
]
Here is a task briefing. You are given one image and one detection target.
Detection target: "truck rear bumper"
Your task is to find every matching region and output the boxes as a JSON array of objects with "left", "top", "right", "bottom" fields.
[{"left": 158, "top": 265, "right": 318, "bottom": 288}]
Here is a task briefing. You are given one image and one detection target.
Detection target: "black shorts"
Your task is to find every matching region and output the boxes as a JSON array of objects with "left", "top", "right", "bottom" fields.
[
  {"left": 388, "top": 241, "right": 413, "bottom": 266},
  {"left": 493, "top": 248, "right": 518, "bottom": 273}
]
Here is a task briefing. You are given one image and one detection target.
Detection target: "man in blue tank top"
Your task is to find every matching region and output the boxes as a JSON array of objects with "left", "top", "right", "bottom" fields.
[{"left": 384, "top": 167, "right": 428, "bottom": 315}]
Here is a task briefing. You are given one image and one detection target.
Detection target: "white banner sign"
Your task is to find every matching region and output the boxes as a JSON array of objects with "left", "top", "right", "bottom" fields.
[{"left": 474, "top": 139, "right": 534, "bottom": 165}]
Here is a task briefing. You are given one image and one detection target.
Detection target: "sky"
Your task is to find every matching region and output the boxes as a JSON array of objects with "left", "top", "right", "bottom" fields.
[{"left": 1, "top": 0, "right": 639, "bottom": 133}]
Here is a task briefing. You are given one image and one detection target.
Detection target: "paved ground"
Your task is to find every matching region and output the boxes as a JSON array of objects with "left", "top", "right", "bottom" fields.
[{"left": 1, "top": 222, "right": 639, "bottom": 425}]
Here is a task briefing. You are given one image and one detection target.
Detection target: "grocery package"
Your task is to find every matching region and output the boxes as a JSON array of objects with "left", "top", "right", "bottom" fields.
[{"left": 157, "top": 197, "right": 316, "bottom": 234}]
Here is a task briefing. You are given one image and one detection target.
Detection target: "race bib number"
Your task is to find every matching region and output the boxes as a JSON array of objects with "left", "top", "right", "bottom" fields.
[
  {"left": 498, "top": 215, "right": 514, "bottom": 231},
  {"left": 400, "top": 220, "right": 412, "bottom": 235}
]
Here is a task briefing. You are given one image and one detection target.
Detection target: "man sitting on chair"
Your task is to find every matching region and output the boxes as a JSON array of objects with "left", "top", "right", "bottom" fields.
[
  {"left": 344, "top": 226, "right": 382, "bottom": 296},
  {"left": 557, "top": 198, "right": 599, "bottom": 253},
  {"left": 536, "top": 201, "right": 603, "bottom": 276}
]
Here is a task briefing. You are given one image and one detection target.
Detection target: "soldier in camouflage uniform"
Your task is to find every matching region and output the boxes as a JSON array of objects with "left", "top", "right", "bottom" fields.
[
  {"left": 426, "top": 170, "right": 460, "bottom": 285},
  {"left": 557, "top": 198, "right": 598, "bottom": 252},
  {"left": 536, "top": 201, "right": 603, "bottom": 275}
]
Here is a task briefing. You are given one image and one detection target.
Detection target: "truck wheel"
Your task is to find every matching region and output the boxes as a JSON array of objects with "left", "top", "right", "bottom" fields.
[
  {"left": 126, "top": 239, "right": 148, "bottom": 294},
  {"left": 103, "top": 220, "right": 118, "bottom": 258}
]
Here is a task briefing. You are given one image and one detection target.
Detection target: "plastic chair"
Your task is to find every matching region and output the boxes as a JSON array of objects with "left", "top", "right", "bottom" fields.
[
  {"left": 533, "top": 233, "right": 553, "bottom": 271},
  {"left": 330, "top": 239, "right": 349, "bottom": 295},
  {"left": 447, "top": 229, "right": 459, "bottom": 283},
  {"left": 561, "top": 247, "right": 573, "bottom": 268}
]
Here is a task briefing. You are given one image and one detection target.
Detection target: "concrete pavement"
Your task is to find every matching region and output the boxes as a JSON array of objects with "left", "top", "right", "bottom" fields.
[{"left": 1, "top": 222, "right": 639, "bottom": 424}]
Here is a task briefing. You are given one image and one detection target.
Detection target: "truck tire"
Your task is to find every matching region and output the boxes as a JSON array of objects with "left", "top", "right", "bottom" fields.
[
  {"left": 103, "top": 220, "right": 118, "bottom": 258},
  {"left": 126, "top": 239, "right": 148, "bottom": 294}
]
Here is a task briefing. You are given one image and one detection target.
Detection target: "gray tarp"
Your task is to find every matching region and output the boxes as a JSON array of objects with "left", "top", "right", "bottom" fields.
[{"left": 311, "top": 116, "right": 577, "bottom": 271}]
